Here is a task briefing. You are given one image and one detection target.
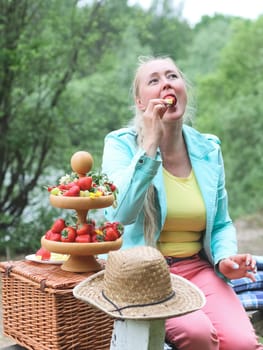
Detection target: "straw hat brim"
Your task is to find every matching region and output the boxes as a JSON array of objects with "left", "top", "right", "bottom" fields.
[{"left": 73, "top": 270, "right": 206, "bottom": 320}]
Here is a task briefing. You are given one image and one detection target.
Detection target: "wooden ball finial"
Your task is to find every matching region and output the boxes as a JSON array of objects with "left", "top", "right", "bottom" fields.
[{"left": 70, "top": 151, "right": 93, "bottom": 176}]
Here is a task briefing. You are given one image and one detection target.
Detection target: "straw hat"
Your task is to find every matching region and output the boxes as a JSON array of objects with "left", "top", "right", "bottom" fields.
[{"left": 73, "top": 246, "right": 205, "bottom": 320}]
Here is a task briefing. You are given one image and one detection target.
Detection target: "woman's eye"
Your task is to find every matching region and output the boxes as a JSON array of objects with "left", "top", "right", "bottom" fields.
[
  {"left": 168, "top": 73, "right": 178, "bottom": 79},
  {"left": 148, "top": 78, "right": 158, "bottom": 85}
]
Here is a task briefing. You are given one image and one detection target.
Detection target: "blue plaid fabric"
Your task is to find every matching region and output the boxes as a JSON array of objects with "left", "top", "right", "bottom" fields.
[
  {"left": 253, "top": 255, "right": 263, "bottom": 270},
  {"left": 231, "top": 256, "right": 263, "bottom": 310},
  {"left": 235, "top": 291, "right": 263, "bottom": 310},
  {"left": 231, "top": 271, "right": 263, "bottom": 293}
]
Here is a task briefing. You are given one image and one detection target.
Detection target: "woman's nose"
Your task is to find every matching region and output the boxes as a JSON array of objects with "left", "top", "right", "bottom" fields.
[{"left": 161, "top": 77, "right": 172, "bottom": 89}]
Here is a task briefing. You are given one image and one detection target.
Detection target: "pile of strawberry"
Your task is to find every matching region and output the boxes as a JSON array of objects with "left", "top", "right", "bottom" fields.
[
  {"left": 47, "top": 172, "right": 117, "bottom": 199},
  {"left": 44, "top": 218, "right": 124, "bottom": 243}
]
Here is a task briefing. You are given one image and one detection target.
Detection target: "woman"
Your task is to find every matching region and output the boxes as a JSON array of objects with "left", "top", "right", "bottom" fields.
[{"left": 101, "top": 56, "right": 262, "bottom": 350}]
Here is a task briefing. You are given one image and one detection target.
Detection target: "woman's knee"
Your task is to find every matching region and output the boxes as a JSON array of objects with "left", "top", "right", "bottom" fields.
[
  {"left": 166, "top": 312, "right": 219, "bottom": 350},
  {"left": 219, "top": 332, "right": 262, "bottom": 350}
]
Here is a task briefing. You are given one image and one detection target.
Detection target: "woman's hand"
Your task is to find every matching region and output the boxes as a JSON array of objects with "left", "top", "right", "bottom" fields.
[
  {"left": 218, "top": 254, "right": 257, "bottom": 282},
  {"left": 142, "top": 99, "right": 168, "bottom": 157}
]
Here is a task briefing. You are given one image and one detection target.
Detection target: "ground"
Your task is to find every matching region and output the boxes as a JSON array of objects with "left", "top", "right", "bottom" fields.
[
  {"left": 0, "top": 216, "right": 262, "bottom": 347},
  {"left": 235, "top": 216, "right": 263, "bottom": 255}
]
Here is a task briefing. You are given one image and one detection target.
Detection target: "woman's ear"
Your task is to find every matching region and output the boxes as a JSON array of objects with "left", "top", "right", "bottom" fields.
[{"left": 136, "top": 98, "right": 145, "bottom": 111}]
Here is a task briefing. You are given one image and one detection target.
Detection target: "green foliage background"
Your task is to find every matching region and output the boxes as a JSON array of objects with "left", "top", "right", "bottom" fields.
[{"left": 0, "top": 0, "right": 262, "bottom": 256}]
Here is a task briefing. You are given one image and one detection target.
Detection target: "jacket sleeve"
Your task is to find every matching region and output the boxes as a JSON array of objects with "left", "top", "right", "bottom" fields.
[
  {"left": 210, "top": 142, "right": 237, "bottom": 266},
  {"left": 101, "top": 129, "right": 161, "bottom": 224}
]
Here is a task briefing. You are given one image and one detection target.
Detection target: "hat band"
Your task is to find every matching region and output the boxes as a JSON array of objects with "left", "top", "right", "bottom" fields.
[{"left": 101, "top": 290, "right": 176, "bottom": 316}]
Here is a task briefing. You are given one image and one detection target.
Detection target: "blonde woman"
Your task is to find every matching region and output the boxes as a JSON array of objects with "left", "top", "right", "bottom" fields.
[{"left": 101, "top": 56, "right": 261, "bottom": 350}]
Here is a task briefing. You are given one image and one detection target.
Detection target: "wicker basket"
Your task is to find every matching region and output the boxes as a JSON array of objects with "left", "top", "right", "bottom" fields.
[{"left": 0, "top": 260, "right": 114, "bottom": 350}]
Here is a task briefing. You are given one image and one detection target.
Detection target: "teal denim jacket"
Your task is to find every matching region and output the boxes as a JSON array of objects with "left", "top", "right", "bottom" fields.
[{"left": 102, "top": 124, "right": 237, "bottom": 267}]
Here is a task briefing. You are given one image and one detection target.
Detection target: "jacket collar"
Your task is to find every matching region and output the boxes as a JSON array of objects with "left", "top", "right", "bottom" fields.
[{"left": 182, "top": 124, "right": 218, "bottom": 160}]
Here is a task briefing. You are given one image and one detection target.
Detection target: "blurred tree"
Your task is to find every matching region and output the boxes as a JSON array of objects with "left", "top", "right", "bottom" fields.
[
  {"left": 60, "top": 24, "right": 153, "bottom": 169},
  {"left": 179, "top": 14, "right": 235, "bottom": 80},
  {"left": 195, "top": 16, "right": 263, "bottom": 217},
  {"left": 0, "top": 0, "right": 126, "bottom": 253},
  {"left": 144, "top": 0, "right": 193, "bottom": 61}
]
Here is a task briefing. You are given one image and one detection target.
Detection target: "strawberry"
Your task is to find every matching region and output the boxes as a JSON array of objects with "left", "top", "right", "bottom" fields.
[
  {"left": 77, "top": 176, "right": 92, "bottom": 191},
  {"left": 164, "top": 95, "right": 176, "bottom": 106},
  {"left": 61, "top": 226, "right": 77, "bottom": 242},
  {"left": 103, "top": 227, "right": 119, "bottom": 241},
  {"left": 112, "top": 221, "right": 124, "bottom": 235},
  {"left": 63, "top": 185, "right": 80, "bottom": 197},
  {"left": 76, "top": 223, "right": 90, "bottom": 235},
  {"left": 45, "top": 230, "right": 61, "bottom": 241},
  {"left": 100, "top": 221, "right": 112, "bottom": 230},
  {"left": 76, "top": 222, "right": 95, "bottom": 236},
  {"left": 58, "top": 184, "right": 70, "bottom": 191},
  {"left": 109, "top": 183, "right": 117, "bottom": 192},
  {"left": 100, "top": 221, "right": 124, "bottom": 236},
  {"left": 36, "top": 247, "right": 51, "bottom": 261},
  {"left": 51, "top": 218, "right": 66, "bottom": 233},
  {"left": 105, "top": 182, "right": 117, "bottom": 192},
  {"left": 58, "top": 182, "right": 77, "bottom": 191},
  {"left": 45, "top": 229, "right": 53, "bottom": 239},
  {"left": 91, "top": 234, "right": 98, "bottom": 242},
  {"left": 75, "top": 234, "right": 91, "bottom": 243}
]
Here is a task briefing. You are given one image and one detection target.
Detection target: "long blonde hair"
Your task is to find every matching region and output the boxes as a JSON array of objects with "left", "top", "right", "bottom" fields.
[{"left": 129, "top": 55, "right": 194, "bottom": 246}]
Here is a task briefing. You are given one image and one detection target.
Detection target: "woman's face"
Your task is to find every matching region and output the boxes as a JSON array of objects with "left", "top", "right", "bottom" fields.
[{"left": 135, "top": 58, "right": 187, "bottom": 120}]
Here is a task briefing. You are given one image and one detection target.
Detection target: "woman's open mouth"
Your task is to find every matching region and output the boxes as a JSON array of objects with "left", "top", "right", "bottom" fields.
[{"left": 163, "top": 95, "right": 177, "bottom": 107}]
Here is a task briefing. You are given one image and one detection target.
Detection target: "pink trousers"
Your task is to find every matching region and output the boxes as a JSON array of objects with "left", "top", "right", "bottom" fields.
[{"left": 166, "top": 255, "right": 262, "bottom": 350}]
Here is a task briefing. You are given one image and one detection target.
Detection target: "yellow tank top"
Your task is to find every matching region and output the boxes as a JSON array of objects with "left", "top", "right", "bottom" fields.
[{"left": 157, "top": 168, "right": 206, "bottom": 258}]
